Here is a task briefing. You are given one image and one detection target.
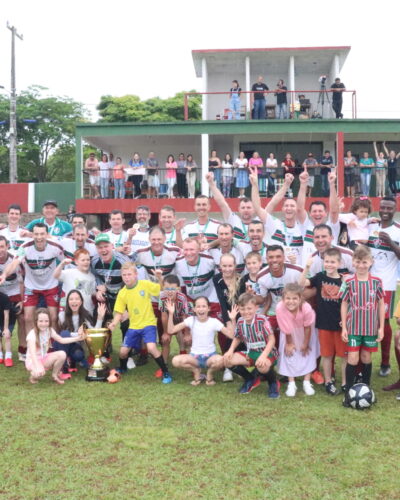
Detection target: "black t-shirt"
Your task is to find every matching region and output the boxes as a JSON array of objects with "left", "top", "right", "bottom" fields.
[
  {"left": 0, "top": 292, "right": 11, "bottom": 330},
  {"left": 213, "top": 273, "right": 240, "bottom": 325},
  {"left": 276, "top": 86, "right": 287, "bottom": 105},
  {"left": 308, "top": 271, "right": 342, "bottom": 330},
  {"left": 330, "top": 82, "right": 345, "bottom": 101},
  {"left": 320, "top": 155, "right": 334, "bottom": 175},
  {"left": 252, "top": 83, "right": 269, "bottom": 99},
  {"left": 388, "top": 158, "right": 397, "bottom": 169}
]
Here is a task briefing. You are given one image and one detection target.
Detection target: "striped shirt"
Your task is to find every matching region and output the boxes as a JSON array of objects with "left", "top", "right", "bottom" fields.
[
  {"left": 264, "top": 216, "right": 303, "bottom": 265},
  {"left": 209, "top": 246, "right": 245, "bottom": 275},
  {"left": 339, "top": 274, "right": 384, "bottom": 336},
  {"left": 182, "top": 218, "right": 221, "bottom": 244},
  {"left": 175, "top": 253, "right": 217, "bottom": 302},
  {"left": 0, "top": 252, "right": 22, "bottom": 297},
  {"left": 60, "top": 238, "right": 97, "bottom": 261},
  {"left": 91, "top": 252, "right": 130, "bottom": 297},
  {"left": 158, "top": 291, "right": 192, "bottom": 323},
  {"left": 235, "top": 314, "right": 277, "bottom": 356},
  {"left": 308, "top": 245, "right": 354, "bottom": 277},
  {"left": 226, "top": 213, "right": 251, "bottom": 241},
  {"left": 18, "top": 240, "right": 64, "bottom": 290},
  {"left": 136, "top": 245, "right": 180, "bottom": 279},
  {"left": 0, "top": 227, "right": 29, "bottom": 255}
]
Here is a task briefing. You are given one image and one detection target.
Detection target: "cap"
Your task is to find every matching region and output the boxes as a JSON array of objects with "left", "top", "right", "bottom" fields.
[
  {"left": 95, "top": 233, "right": 111, "bottom": 245},
  {"left": 43, "top": 200, "right": 58, "bottom": 207}
]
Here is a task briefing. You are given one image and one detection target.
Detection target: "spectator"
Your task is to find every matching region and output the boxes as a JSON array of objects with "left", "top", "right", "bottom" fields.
[
  {"left": 221, "top": 153, "right": 234, "bottom": 198},
  {"left": 275, "top": 79, "right": 288, "bottom": 119},
  {"left": 302, "top": 152, "right": 318, "bottom": 197},
  {"left": 127, "top": 152, "right": 145, "bottom": 198},
  {"left": 209, "top": 150, "right": 222, "bottom": 190},
  {"left": 98, "top": 154, "right": 110, "bottom": 199},
  {"left": 251, "top": 76, "right": 269, "bottom": 120},
  {"left": 266, "top": 152, "right": 278, "bottom": 196},
  {"left": 228, "top": 80, "right": 241, "bottom": 120},
  {"left": 359, "top": 151, "right": 375, "bottom": 196},
  {"left": 249, "top": 151, "right": 265, "bottom": 195},
  {"left": 344, "top": 150, "right": 358, "bottom": 197},
  {"left": 330, "top": 77, "right": 345, "bottom": 119},
  {"left": 109, "top": 153, "right": 116, "bottom": 170},
  {"left": 84, "top": 152, "right": 100, "bottom": 199},
  {"left": 113, "top": 157, "right": 126, "bottom": 199},
  {"left": 176, "top": 153, "right": 187, "bottom": 198},
  {"left": 185, "top": 153, "right": 197, "bottom": 199},
  {"left": 146, "top": 151, "right": 160, "bottom": 199},
  {"left": 234, "top": 151, "right": 249, "bottom": 199},
  {"left": 383, "top": 142, "right": 400, "bottom": 196},
  {"left": 319, "top": 150, "right": 334, "bottom": 197},
  {"left": 281, "top": 153, "right": 296, "bottom": 197},
  {"left": 374, "top": 142, "right": 388, "bottom": 197},
  {"left": 166, "top": 154, "right": 177, "bottom": 199}
]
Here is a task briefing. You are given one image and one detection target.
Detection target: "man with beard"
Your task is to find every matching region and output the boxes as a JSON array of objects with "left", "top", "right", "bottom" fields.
[
  {"left": 208, "top": 223, "right": 245, "bottom": 275},
  {"left": 237, "top": 220, "right": 268, "bottom": 264}
]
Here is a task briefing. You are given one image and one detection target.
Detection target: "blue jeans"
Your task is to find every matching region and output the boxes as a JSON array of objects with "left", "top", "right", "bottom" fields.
[
  {"left": 321, "top": 174, "right": 330, "bottom": 196},
  {"left": 213, "top": 168, "right": 222, "bottom": 188},
  {"left": 114, "top": 178, "right": 125, "bottom": 199},
  {"left": 53, "top": 331, "right": 85, "bottom": 364},
  {"left": 276, "top": 103, "right": 288, "bottom": 119},
  {"left": 228, "top": 95, "right": 241, "bottom": 120},
  {"left": 100, "top": 177, "right": 109, "bottom": 198},
  {"left": 253, "top": 98, "right": 266, "bottom": 119},
  {"left": 360, "top": 172, "right": 371, "bottom": 196}
]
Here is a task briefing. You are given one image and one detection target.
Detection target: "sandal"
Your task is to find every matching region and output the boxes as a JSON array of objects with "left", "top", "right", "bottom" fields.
[
  {"left": 206, "top": 378, "right": 216, "bottom": 386},
  {"left": 190, "top": 379, "right": 203, "bottom": 386},
  {"left": 29, "top": 377, "right": 39, "bottom": 384}
]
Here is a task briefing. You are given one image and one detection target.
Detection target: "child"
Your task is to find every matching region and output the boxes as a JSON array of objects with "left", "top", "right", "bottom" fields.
[
  {"left": 340, "top": 245, "right": 385, "bottom": 407},
  {"left": 223, "top": 293, "right": 279, "bottom": 397},
  {"left": 0, "top": 290, "right": 16, "bottom": 367},
  {"left": 300, "top": 248, "right": 346, "bottom": 395},
  {"left": 158, "top": 274, "right": 192, "bottom": 371},
  {"left": 108, "top": 262, "right": 173, "bottom": 383},
  {"left": 167, "top": 296, "right": 234, "bottom": 386},
  {"left": 338, "top": 198, "right": 378, "bottom": 249},
  {"left": 25, "top": 308, "right": 85, "bottom": 385},
  {"left": 276, "top": 283, "right": 319, "bottom": 397},
  {"left": 238, "top": 252, "right": 264, "bottom": 312}
]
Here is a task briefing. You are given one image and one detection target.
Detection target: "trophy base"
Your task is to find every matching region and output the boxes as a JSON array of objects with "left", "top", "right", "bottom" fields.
[{"left": 86, "top": 367, "right": 110, "bottom": 382}]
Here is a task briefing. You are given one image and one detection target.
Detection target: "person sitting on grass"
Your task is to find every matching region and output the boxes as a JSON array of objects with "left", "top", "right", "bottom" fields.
[
  {"left": 167, "top": 296, "right": 235, "bottom": 386},
  {"left": 340, "top": 245, "right": 385, "bottom": 407},
  {"left": 223, "top": 293, "right": 280, "bottom": 397},
  {"left": 25, "top": 308, "right": 85, "bottom": 385},
  {"left": 108, "top": 262, "right": 173, "bottom": 384}
]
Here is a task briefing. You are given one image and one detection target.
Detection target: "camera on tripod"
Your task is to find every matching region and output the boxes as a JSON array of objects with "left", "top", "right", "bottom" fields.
[{"left": 318, "top": 75, "right": 327, "bottom": 85}]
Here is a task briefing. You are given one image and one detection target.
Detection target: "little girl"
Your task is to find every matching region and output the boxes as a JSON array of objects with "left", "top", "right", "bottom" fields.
[
  {"left": 338, "top": 197, "right": 378, "bottom": 249},
  {"left": 26, "top": 308, "right": 85, "bottom": 385},
  {"left": 276, "top": 283, "right": 319, "bottom": 397},
  {"left": 167, "top": 296, "right": 235, "bottom": 386}
]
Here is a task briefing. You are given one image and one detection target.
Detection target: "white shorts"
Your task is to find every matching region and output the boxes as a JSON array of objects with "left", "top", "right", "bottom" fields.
[
  {"left": 307, "top": 176, "right": 315, "bottom": 187},
  {"left": 148, "top": 175, "right": 160, "bottom": 188},
  {"left": 89, "top": 175, "right": 100, "bottom": 186}
]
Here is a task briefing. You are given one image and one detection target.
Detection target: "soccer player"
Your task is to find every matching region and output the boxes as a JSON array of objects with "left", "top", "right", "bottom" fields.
[
  {"left": 179, "top": 195, "right": 221, "bottom": 244},
  {"left": 60, "top": 224, "right": 97, "bottom": 261},
  {"left": 159, "top": 205, "right": 178, "bottom": 245},
  {"left": 104, "top": 210, "right": 129, "bottom": 249},
  {"left": 237, "top": 220, "right": 268, "bottom": 263},
  {"left": 125, "top": 205, "right": 151, "bottom": 255},
  {"left": 0, "top": 204, "right": 29, "bottom": 255},
  {"left": 25, "top": 200, "right": 72, "bottom": 238},
  {"left": 340, "top": 245, "right": 385, "bottom": 407},
  {"left": 208, "top": 223, "right": 245, "bottom": 274}
]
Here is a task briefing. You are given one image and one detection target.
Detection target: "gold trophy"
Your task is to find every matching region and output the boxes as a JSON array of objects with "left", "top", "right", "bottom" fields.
[{"left": 84, "top": 327, "right": 112, "bottom": 382}]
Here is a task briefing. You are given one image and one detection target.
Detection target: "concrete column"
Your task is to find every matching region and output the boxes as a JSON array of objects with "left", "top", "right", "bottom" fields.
[
  {"left": 201, "top": 133, "right": 209, "bottom": 195},
  {"left": 245, "top": 56, "right": 251, "bottom": 118},
  {"left": 333, "top": 54, "right": 340, "bottom": 80},
  {"left": 289, "top": 56, "right": 295, "bottom": 113},
  {"left": 202, "top": 58, "right": 208, "bottom": 121}
]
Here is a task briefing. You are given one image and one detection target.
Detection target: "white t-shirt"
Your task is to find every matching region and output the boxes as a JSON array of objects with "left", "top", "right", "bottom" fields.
[
  {"left": 338, "top": 213, "right": 369, "bottom": 242},
  {"left": 59, "top": 268, "right": 97, "bottom": 314},
  {"left": 175, "top": 254, "right": 217, "bottom": 302},
  {"left": 184, "top": 316, "right": 224, "bottom": 355},
  {"left": 308, "top": 245, "right": 354, "bottom": 277},
  {"left": 18, "top": 240, "right": 64, "bottom": 290},
  {"left": 264, "top": 216, "right": 303, "bottom": 265},
  {"left": 234, "top": 158, "right": 248, "bottom": 169},
  {"left": 367, "top": 222, "right": 400, "bottom": 291},
  {"left": 104, "top": 230, "right": 129, "bottom": 249},
  {"left": 299, "top": 214, "right": 340, "bottom": 265},
  {"left": 98, "top": 161, "right": 110, "bottom": 179},
  {"left": 130, "top": 229, "right": 150, "bottom": 255},
  {"left": 0, "top": 226, "right": 29, "bottom": 255},
  {"left": 26, "top": 328, "right": 52, "bottom": 362}
]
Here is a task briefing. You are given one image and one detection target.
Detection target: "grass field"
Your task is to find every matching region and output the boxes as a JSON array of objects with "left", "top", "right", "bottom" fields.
[{"left": 1, "top": 334, "right": 400, "bottom": 500}]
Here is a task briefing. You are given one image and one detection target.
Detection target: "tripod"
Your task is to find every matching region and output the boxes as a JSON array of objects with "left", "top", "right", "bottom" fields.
[{"left": 317, "top": 83, "right": 330, "bottom": 118}]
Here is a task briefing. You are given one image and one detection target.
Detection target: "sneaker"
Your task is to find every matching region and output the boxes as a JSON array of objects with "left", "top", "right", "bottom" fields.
[
  {"left": 396, "top": 393, "right": 400, "bottom": 401},
  {"left": 116, "top": 367, "right": 127, "bottom": 375},
  {"left": 286, "top": 381, "right": 297, "bottom": 397},
  {"left": 325, "top": 381, "right": 338, "bottom": 396},
  {"left": 162, "top": 372, "right": 173, "bottom": 384},
  {"left": 154, "top": 368, "right": 163, "bottom": 378},
  {"left": 379, "top": 365, "right": 391, "bottom": 377},
  {"left": 100, "top": 356, "right": 111, "bottom": 365},
  {"left": 383, "top": 380, "right": 400, "bottom": 391},
  {"left": 354, "top": 372, "right": 363, "bottom": 384},
  {"left": 4, "top": 358, "right": 13, "bottom": 367},
  {"left": 311, "top": 370, "right": 324, "bottom": 385},
  {"left": 18, "top": 352, "right": 26, "bottom": 362},
  {"left": 239, "top": 377, "right": 260, "bottom": 394},
  {"left": 303, "top": 380, "right": 315, "bottom": 396},
  {"left": 59, "top": 372, "right": 71, "bottom": 380},
  {"left": 341, "top": 384, "right": 346, "bottom": 393},
  {"left": 136, "top": 354, "right": 148, "bottom": 366},
  {"left": 342, "top": 393, "right": 351, "bottom": 408},
  {"left": 222, "top": 368, "right": 234, "bottom": 382},
  {"left": 268, "top": 381, "right": 280, "bottom": 399},
  {"left": 127, "top": 357, "right": 136, "bottom": 370}
]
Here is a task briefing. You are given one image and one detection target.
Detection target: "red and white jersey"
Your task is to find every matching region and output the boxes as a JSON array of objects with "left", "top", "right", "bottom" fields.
[
  {"left": 226, "top": 213, "right": 251, "bottom": 242},
  {"left": 182, "top": 218, "right": 221, "bottom": 244},
  {"left": 208, "top": 247, "right": 245, "bottom": 275},
  {"left": 367, "top": 222, "right": 400, "bottom": 291},
  {"left": 18, "top": 240, "right": 64, "bottom": 290},
  {"left": 104, "top": 229, "right": 129, "bottom": 249},
  {"left": 264, "top": 216, "right": 303, "bottom": 266},
  {"left": 136, "top": 245, "right": 180, "bottom": 280},
  {"left": 0, "top": 251, "right": 22, "bottom": 297},
  {"left": 164, "top": 229, "right": 177, "bottom": 245},
  {"left": 257, "top": 264, "right": 303, "bottom": 315},
  {"left": 299, "top": 214, "right": 340, "bottom": 265},
  {"left": 0, "top": 226, "right": 29, "bottom": 256},
  {"left": 175, "top": 253, "right": 217, "bottom": 302},
  {"left": 60, "top": 238, "right": 97, "bottom": 262},
  {"left": 308, "top": 245, "right": 354, "bottom": 277},
  {"left": 237, "top": 241, "right": 268, "bottom": 264}
]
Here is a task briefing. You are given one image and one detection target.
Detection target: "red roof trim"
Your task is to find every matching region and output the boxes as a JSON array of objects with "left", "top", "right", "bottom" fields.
[{"left": 192, "top": 46, "right": 351, "bottom": 54}]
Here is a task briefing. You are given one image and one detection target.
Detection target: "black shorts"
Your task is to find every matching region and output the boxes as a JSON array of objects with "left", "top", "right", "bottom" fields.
[{"left": 344, "top": 169, "right": 354, "bottom": 187}]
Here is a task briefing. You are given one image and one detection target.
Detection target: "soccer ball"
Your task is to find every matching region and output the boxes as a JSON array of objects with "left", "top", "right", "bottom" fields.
[{"left": 348, "top": 383, "right": 376, "bottom": 409}]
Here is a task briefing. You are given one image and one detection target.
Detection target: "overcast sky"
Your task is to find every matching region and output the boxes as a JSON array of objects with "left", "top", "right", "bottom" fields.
[{"left": 1, "top": 0, "right": 398, "bottom": 120}]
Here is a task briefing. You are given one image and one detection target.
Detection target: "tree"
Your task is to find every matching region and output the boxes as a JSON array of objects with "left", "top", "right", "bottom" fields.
[
  {"left": 97, "top": 91, "right": 202, "bottom": 123},
  {"left": 0, "top": 86, "right": 87, "bottom": 182}
]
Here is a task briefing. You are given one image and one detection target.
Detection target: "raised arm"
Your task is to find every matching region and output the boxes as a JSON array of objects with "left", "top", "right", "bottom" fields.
[
  {"left": 328, "top": 170, "right": 339, "bottom": 224},
  {"left": 373, "top": 142, "right": 379, "bottom": 159},
  {"left": 249, "top": 166, "right": 267, "bottom": 224},
  {"left": 266, "top": 174, "right": 294, "bottom": 215},
  {"left": 205, "top": 172, "right": 232, "bottom": 220},
  {"left": 296, "top": 168, "right": 309, "bottom": 224}
]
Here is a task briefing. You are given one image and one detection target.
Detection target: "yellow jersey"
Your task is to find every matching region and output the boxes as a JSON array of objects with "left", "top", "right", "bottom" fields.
[{"left": 114, "top": 280, "right": 160, "bottom": 329}]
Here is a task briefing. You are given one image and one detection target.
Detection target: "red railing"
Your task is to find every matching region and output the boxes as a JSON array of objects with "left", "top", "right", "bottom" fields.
[{"left": 184, "top": 89, "right": 357, "bottom": 120}]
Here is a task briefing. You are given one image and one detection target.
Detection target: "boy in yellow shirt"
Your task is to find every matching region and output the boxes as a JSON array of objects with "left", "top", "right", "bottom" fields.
[{"left": 109, "top": 262, "right": 172, "bottom": 383}]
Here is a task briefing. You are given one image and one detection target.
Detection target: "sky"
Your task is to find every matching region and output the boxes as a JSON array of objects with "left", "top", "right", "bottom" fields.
[{"left": 1, "top": 0, "right": 399, "bottom": 120}]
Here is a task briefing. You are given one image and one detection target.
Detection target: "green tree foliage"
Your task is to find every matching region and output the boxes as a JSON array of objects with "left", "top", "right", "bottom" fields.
[
  {"left": 97, "top": 91, "right": 202, "bottom": 122},
  {"left": 0, "top": 86, "right": 86, "bottom": 182}
]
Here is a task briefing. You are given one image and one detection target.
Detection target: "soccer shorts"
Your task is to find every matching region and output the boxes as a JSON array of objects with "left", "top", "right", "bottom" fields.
[
  {"left": 347, "top": 334, "right": 378, "bottom": 352},
  {"left": 190, "top": 352, "right": 218, "bottom": 368},
  {"left": 238, "top": 349, "right": 278, "bottom": 367},
  {"left": 23, "top": 286, "right": 60, "bottom": 308},
  {"left": 122, "top": 326, "right": 157, "bottom": 350},
  {"left": 318, "top": 329, "right": 347, "bottom": 357}
]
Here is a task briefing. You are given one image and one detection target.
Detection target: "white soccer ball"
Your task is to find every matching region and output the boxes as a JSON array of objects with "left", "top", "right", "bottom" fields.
[{"left": 348, "top": 383, "right": 376, "bottom": 410}]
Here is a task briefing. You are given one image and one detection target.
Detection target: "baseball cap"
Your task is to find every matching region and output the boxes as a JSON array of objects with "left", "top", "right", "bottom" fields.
[
  {"left": 95, "top": 233, "right": 111, "bottom": 245},
  {"left": 43, "top": 200, "right": 58, "bottom": 207}
]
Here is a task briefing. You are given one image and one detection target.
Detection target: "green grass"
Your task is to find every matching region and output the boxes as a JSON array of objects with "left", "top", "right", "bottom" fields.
[{"left": 1, "top": 335, "right": 400, "bottom": 500}]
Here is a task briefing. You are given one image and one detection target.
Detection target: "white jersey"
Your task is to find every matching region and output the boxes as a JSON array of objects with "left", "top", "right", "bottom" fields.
[
  {"left": 0, "top": 252, "right": 22, "bottom": 297},
  {"left": 0, "top": 226, "right": 29, "bottom": 255},
  {"left": 257, "top": 264, "right": 303, "bottom": 316},
  {"left": 299, "top": 214, "right": 340, "bottom": 265},
  {"left": 136, "top": 245, "right": 180, "bottom": 280},
  {"left": 130, "top": 228, "right": 150, "bottom": 255},
  {"left": 237, "top": 241, "right": 268, "bottom": 264},
  {"left": 264, "top": 216, "right": 303, "bottom": 266},
  {"left": 226, "top": 213, "right": 251, "bottom": 242},
  {"left": 308, "top": 245, "right": 354, "bottom": 277},
  {"left": 18, "top": 240, "right": 64, "bottom": 291},
  {"left": 104, "top": 229, "right": 129, "bottom": 249},
  {"left": 175, "top": 253, "right": 217, "bottom": 302},
  {"left": 164, "top": 229, "right": 177, "bottom": 245},
  {"left": 208, "top": 247, "right": 245, "bottom": 275},
  {"left": 60, "top": 238, "right": 97, "bottom": 262},
  {"left": 59, "top": 268, "right": 97, "bottom": 314},
  {"left": 367, "top": 221, "right": 400, "bottom": 291},
  {"left": 182, "top": 218, "right": 221, "bottom": 244}
]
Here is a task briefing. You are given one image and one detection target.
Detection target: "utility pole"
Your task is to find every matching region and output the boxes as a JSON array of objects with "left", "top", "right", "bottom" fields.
[{"left": 7, "top": 22, "right": 23, "bottom": 184}]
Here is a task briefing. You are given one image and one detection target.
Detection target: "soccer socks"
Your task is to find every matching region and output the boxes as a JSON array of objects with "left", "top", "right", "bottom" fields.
[
  {"left": 230, "top": 365, "right": 254, "bottom": 381},
  {"left": 361, "top": 362, "right": 372, "bottom": 386},
  {"left": 395, "top": 343, "right": 400, "bottom": 370},
  {"left": 381, "top": 321, "right": 392, "bottom": 367},
  {"left": 264, "top": 368, "right": 277, "bottom": 385},
  {"left": 119, "top": 358, "right": 128, "bottom": 371},
  {"left": 345, "top": 363, "right": 357, "bottom": 392},
  {"left": 154, "top": 355, "right": 169, "bottom": 375}
]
